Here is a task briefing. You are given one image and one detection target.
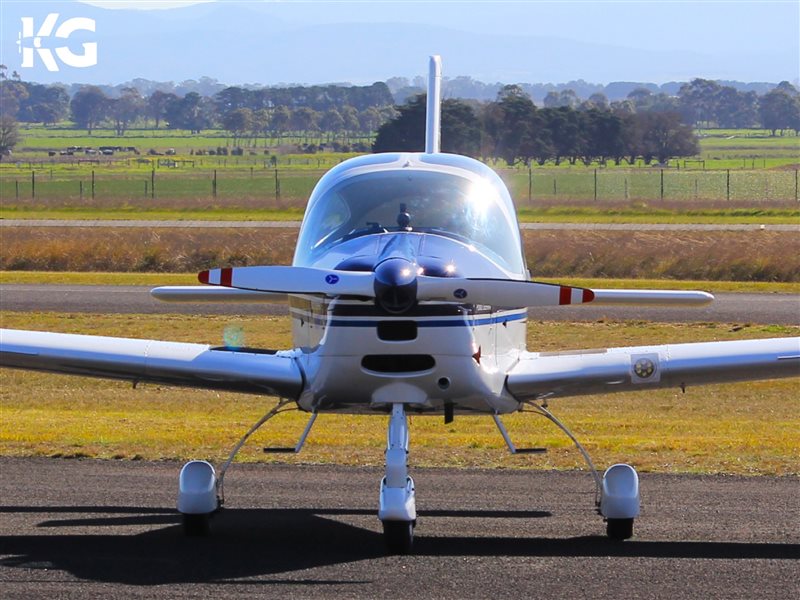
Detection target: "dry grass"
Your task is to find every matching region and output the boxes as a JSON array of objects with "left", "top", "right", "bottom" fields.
[
  {"left": 522, "top": 230, "right": 800, "bottom": 281},
  {"left": 1, "top": 311, "right": 797, "bottom": 475},
  {"left": 2, "top": 228, "right": 799, "bottom": 281},
  {"left": 0, "top": 228, "right": 298, "bottom": 272}
]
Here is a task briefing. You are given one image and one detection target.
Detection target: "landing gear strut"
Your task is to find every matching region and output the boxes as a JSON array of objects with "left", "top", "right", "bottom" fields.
[
  {"left": 519, "top": 401, "right": 640, "bottom": 540},
  {"left": 378, "top": 404, "right": 416, "bottom": 554},
  {"left": 176, "top": 398, "right": 306, "bottom": 536}
]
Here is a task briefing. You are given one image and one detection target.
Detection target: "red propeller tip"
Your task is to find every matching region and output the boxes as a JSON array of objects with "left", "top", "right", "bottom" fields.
[
  {"left": 583, "top": 289, "right": 595, "bottom": 303},
  {"left": 198, "top": 270, "right": 209, "bottom": 284}
]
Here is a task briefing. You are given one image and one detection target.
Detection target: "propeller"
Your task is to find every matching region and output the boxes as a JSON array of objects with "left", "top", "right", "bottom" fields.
[{"left": 198, "top": 264, "right": 594, "bottom": 311}]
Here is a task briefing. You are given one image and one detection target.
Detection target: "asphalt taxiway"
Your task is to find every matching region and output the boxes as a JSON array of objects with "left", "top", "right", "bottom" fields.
[{"left": 0, "top": 459, "right": 798, "bottom": 599}]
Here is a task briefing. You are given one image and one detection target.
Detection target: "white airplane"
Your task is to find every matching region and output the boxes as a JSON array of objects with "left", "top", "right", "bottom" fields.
[{"left": 1, "top": 57, "right": 798, "bottom": 554}]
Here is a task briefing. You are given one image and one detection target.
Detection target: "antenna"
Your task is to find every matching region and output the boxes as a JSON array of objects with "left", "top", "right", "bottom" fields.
[{"left": 425, "top": 55, "right": 442, "bottom": 154}]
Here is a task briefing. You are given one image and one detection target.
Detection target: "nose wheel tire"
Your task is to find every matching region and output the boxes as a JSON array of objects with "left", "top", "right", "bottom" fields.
[
  {"left": 383, "top": 520, "right": 414, "bottom": 554},
  {"left": 606, "top": 518, "right": 634, "bottom": 540},
  {"left": 182, "top": 513, "right": 211, "bottom": 537}
]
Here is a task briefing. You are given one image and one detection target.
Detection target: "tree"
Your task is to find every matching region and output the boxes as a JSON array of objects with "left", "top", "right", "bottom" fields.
[
  {"left": 271, "top": 106, "right": 291, "bottom": 140},
  {"left": 639, "top": 112, "right": 699, "bottom": 164},
  {"left": 484, "top": 85, "right": 538, "bottom": 165},
  {"left": 759, "top": 88, "right": 800, "bottom": 135},
  {"left": 678, "top": 78, "right": 721, "bottom": 127},
  {"left": 290, "top": 107, "right": 319, "bottom": 142},
  {"left": 164, "top": 92, "right": 210, "bottom": 133},
  {"left": 71, "top": 86, "right": 108, "bottom": 133},
  {"left": 0, "top": 79, "right": 29, "bottom": 119},
  {"left": 582, "top": 109, "right": 625, "bottom": 165},
  {"left": 147, "top": 90, "right": 176, "bottom": 129},
  {"left": 0, "top": 115, "right": 20, "bottom": 159},
  {"left": 251, "top": 108, "right": 271, "bottom": 146},
  {"left": 372, "top": 95, "right": 480, "bottom": 156},
  {"left": 715, "top": 87, "right": 757, "bottom": 128},
  {"left": 16, "top": 83, "right": 69, "bottom": 125},
  {"left": 109, "top": 87, "right": 144, "bottom": 135},
  {"left": 320, "top": 108, "right": 344, "bottom": 141},
  {"left": 583, "top": 92, "right": 609, "bottom": 110},
  {"left": 543, "top": 89, "right": 579, "bottom": 109},
  {"left": 358, "top": 106, "right": 383, "bottom": 135},
  {"left": 222, "top": 107, "right": 253, "bottom": 146}
]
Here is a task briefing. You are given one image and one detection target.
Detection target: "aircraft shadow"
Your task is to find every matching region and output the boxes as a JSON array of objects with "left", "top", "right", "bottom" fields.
[{"left": 0, "top": 505, "right": 797, "bottom": 586}]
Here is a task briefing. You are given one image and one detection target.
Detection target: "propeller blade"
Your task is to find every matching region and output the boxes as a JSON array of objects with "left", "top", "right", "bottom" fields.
[
  {"left": 418, "top": 278, "right": 594, "bottom": 307},
  {"left": 589, "top": 289, "right": 714, "bottom": 306},
  {"left": 198, "top": 266, "right": 374, "bottom": 297}
]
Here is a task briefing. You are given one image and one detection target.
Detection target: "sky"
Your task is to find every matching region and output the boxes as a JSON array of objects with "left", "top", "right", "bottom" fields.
[{"left": 3, "top": 0, "right": 798, "bottom": 85}]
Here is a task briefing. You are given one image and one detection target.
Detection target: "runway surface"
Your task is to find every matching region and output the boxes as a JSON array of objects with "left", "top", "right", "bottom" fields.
[
  {"left": 2, "top": 284, "right": 798, "bottom": 324},
  {"left": 0, "top": 458, "right": 797, "bottom": 599},
  {"left": 2, "top": 219, "right": 798, "bottom": 231}
]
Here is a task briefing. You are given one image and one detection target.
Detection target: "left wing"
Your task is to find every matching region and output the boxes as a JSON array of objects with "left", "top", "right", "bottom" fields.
[
  {"left": 0, "top": 329, "right": 303, "bottom": 398},
  {"left": 506, "top": 337, "right": 800, "bottom": 401}
]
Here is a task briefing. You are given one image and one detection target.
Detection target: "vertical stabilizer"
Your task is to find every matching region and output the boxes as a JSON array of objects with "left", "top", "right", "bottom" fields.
[{"left": 425, "top": 55, "right": 442, "bottom": 153}]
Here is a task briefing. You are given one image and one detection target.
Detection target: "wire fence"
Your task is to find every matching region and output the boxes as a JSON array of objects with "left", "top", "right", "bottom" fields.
[
  {"left": 2, "top": 167, "right": 798, "bottom": 205},
  {"left": 501, "top": 168, "right": 800, "bottom": 204}
]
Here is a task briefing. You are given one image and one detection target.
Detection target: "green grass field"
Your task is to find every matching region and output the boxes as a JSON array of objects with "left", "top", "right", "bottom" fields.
[{"left": 3, "top": 126, "right": 798, "bottom": 207}]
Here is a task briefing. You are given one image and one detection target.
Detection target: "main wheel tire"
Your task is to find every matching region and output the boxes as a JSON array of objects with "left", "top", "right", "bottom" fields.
[
  {"left": 606, "top": 518, "right": 634, "bottom": 540},
  {"left": 182, "top": 513, "right": 210, "bottom": 537},
  {"left": 383, "top": 520, "right": 414, "bottom": 554}
]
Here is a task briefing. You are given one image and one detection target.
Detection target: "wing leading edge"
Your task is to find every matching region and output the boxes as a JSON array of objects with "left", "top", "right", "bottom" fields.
[
  {"left": 0, "top": 329, "right": 303, "bottom": 398},
  {"left": 506, "top": 337, "right": 800, "bottom": 401}
]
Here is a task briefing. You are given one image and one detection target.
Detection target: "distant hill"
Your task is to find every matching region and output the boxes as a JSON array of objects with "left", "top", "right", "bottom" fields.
[{"left": 2, "top": 3, "right": 794, "bottom": 89}]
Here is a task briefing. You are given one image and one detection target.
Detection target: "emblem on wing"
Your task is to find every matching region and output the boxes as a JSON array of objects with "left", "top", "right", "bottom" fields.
[{"left": 631, "top": 355, "right": 660, "bottom": 383}]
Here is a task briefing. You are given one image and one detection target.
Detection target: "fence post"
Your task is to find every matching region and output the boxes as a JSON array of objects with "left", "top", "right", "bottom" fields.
[
  {"left": 553, "top": 177, "right": 557, "bottom": 197},
  {"left": 15, "top": 180, "right": 19, "bottom": 200},
  {"left": 31, "top": 171, "right": 35, "bottom": 199},
  {"left": 726, "top": 169, "right": 730, "bottom": 201},
  {"left": 151, "top": 168, "right": 156, "bottom": 199},
  {"left": 594, "top": 168, "right": 598, "bottom": 201},
  {"left": 80, "top": 181, "right": 83, "bottom": 199},
  {"left": 275, "top": 168, "right": 280, "bottom": 199},
  {"left": 91, "top": 170, "right": 95, "bottom": 199},
  {"left": 660, "top": 169, "right": 664, "bottom": 201},
  {"left": 528, "top": 164, "right": 532, "bottom": 204},
  {"left": 795, "top": 169, "right": 798, "bottom": 202},
  {"left": 213, "top": 169, "right": 217, "bottom": 197}
]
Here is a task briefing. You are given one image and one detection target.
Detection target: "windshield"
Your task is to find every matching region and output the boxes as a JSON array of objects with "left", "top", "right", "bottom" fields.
[{"left": 295, "top": 170, "right": 524, "bottom": 273}]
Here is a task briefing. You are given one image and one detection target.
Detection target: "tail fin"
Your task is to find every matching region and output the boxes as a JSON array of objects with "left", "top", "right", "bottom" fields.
[{"left": 425, "top": 55, "right": 442, "bottom": 153}]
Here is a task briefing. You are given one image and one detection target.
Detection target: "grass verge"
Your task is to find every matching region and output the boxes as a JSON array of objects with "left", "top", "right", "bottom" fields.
[
  {"left": 2, "top": 206, "right": 799, "bottom": 224},
  {"left": 1, "top": 311, "right": 797, "bottom": 475}
]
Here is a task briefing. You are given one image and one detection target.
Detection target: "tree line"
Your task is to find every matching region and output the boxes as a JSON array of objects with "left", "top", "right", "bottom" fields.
[
  {"left": 0, "top": 70, "right": 397, "bottom": 145},
  {"left": 374, "top": 88, "right": 700, "bottom": 166}
]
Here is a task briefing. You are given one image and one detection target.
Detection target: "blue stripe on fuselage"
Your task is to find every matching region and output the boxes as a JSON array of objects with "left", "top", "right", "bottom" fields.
[{"left": 290, "top": 310, "right": 526, "bottom": 328}]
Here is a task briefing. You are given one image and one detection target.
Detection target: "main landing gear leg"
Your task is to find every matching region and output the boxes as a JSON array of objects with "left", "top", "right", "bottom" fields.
[
  {"left": 177, "top": 398, "right": 295, "bottom": 536},
  {"left": 379, "top": 403, "right": 416, "bottom": 554},
  {"left": 524, "top": 401, "right": 640, "bottom": 540}
]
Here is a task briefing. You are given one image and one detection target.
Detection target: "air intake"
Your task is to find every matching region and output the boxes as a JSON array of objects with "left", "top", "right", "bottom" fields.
[{"left": 362, "top": 355, "right": 435, "bottom": 373}]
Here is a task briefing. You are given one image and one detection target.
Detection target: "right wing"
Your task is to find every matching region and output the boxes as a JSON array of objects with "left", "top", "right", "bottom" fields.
[
  {"left": 0, "top": 329, "right": 303, "bottom": 398},
  {"left": 507, "top": 337, "right": 800, "bottom": 401}
]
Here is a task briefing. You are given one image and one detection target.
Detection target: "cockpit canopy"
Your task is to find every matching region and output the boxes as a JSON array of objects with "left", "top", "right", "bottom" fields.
[{"left": 294, "top": 154, "right": 526, "bottom": 275}]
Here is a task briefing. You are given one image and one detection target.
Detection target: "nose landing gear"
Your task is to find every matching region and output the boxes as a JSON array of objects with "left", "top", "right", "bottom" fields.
[{"left": 378, "top": 403, "right": 417, "bottom": 554}]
